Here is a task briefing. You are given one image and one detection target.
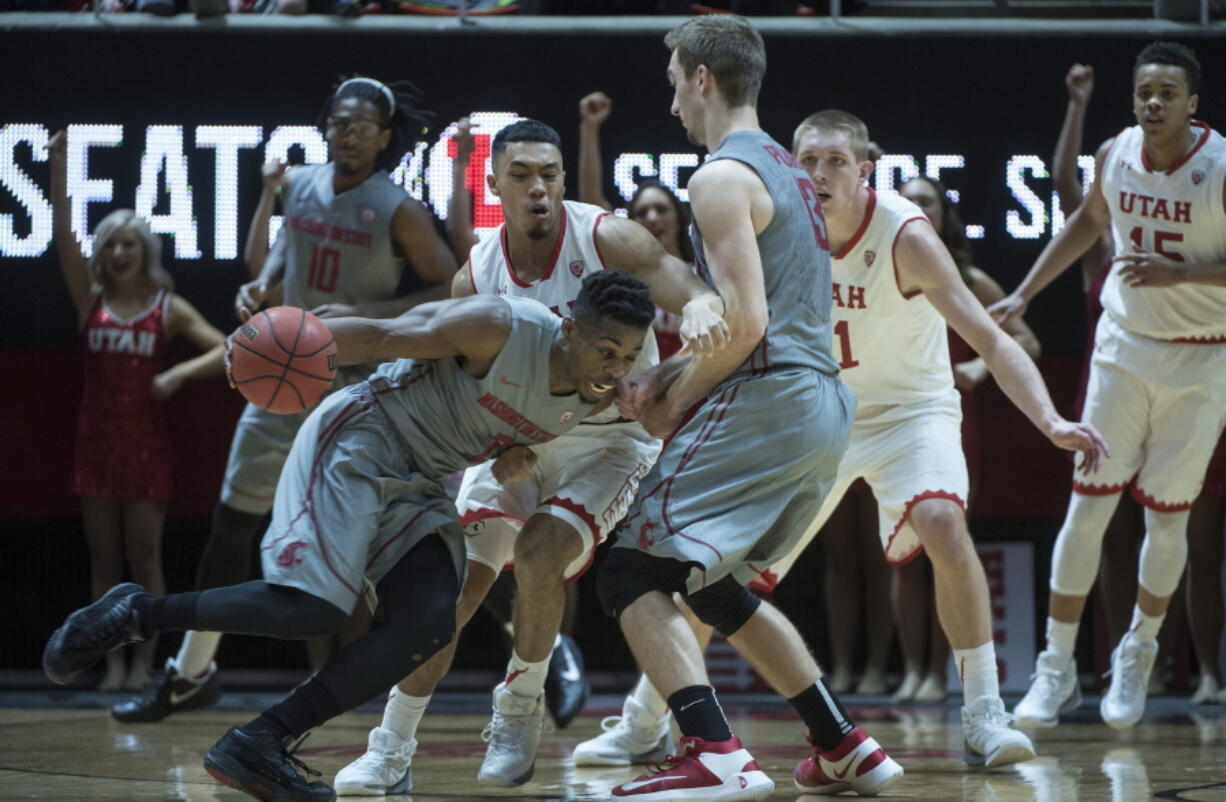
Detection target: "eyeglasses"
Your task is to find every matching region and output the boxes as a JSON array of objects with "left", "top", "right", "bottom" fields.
[{"left": 326, "top": 116, "right": 384, "bottom": 138}]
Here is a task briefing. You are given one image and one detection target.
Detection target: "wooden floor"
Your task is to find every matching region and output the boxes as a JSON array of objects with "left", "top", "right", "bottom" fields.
[{"left": 1, "top": 694, "right": 1224, "bottom": 801}]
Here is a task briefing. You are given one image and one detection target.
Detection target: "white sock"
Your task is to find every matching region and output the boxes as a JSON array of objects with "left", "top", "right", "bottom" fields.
[
  {"left": 954, "top": 641, "right": 1000, "bottom": 705},
  {"left": 1128, "top": 605, "right": 1163, "bottom": 643},
  {"left": 503, "top": 649, "right": 549, "bottom": 698},
  {"left": 380, "top": 688, "right": 430, "bottom": 741},
  {"left": 174, "top": 631, "right": 221, "bottom": 681},
  {"left": 630, "top": 673, "right": 669, "bottom": 719},
  {"left": 1045, "top": 618, "right": 1078, "bottom": 660}
]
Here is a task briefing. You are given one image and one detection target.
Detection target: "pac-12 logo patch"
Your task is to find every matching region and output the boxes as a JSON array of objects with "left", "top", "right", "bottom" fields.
[
  {"left": 1192, "top": 169, "right": 1206, "bottom": 185},
  {"left": 559, "top": 411, "right": 574, "bottom": 424},
  {"left": 569, "top": 259, "right": 585, "bottom": 277},
  {"left": 864, "top": 250, "right": 876, "bottom": 267},
  {"left": 363, "top": 208, "right": 376, "bottom": 223},
  {"left": 276, "top": 541, "right": 309, "bottom": 567}
]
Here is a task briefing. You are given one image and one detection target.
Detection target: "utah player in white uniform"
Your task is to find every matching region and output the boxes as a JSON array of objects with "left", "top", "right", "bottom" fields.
[
  {"left": 113, "top": 76, "right": 458, "bottom": 723},
  {"left": 334, "top": 119, "right": 727, "bottom": 795},
  {"left": 994, "top": 42, "right": 1226, "bottom": 729}
]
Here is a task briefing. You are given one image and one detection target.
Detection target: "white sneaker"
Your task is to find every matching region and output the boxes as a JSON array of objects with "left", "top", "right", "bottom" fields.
[
  {"left": 478, "top": 683, "right": 545, "bottom": 786},
  {"left": 1100, "top": 634, "right": 1157, "bottom": 729},
  {"left": 914, "top": 672, "right": 947, "bottom": 702},
  {"left": 334, "top": 727, "right": 415, "bottom": 796},
  {"left": 892, "top": 670, "right": 922, "bottom": 703},
  {"left": 1013, "top": 650, "right": 1081, "bottom": 727},
  {"left": 573, "top": 696, "right": 671, "bottom": 767},
  {"left": 962, "top": 695, "right": 1036, "bottom": 768},
  {"left": 1191, "top": 673, "right": 1221, "bottom": 705}
]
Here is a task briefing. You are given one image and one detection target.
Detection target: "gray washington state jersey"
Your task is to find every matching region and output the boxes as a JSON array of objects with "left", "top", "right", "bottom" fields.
[
  {"left": 610, "top": 129, "right": 855, "bottom": 597},
  {"left": 260, "top": 296, "right": 597, "bottom": 612}
]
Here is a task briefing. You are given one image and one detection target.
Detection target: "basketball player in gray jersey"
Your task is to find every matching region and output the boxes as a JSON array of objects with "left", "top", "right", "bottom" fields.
[
  {"left": 113, "top": 76, "right": 459, "bottom": 723},
  {"left": 44, "top": 271, "right": 658, "bottom": 802},
  {"left": 597, "top": 17, "right": 899, "bottom": 800}
]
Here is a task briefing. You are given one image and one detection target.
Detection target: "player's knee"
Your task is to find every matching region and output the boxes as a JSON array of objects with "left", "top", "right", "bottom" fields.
[
  {"left": 514, "top": 518, "right": 581, "bottom": 578},
  {"left": 908, "top": 499, "right": 968, "bottom": 559},
  {"left": 685, "top": 576, "right": 761, "bottom": 638}
]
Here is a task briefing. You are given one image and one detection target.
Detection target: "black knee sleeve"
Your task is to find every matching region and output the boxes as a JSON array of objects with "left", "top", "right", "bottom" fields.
[
  {"left": 685, "top": 575, "right": 761, "bottom": 637},
  {"left": 195, "top": 502, "right": 267, "bottom": 589},
  {"left": 597, "top": 547, "right": 697, "bottom": 619}
]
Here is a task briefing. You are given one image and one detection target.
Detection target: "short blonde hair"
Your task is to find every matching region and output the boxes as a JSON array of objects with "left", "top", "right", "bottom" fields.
[
  {"left": 664, "top": 15, "right": 766, "bottom": 109},
  {"left": 88, "top": 210, "right": 173, "bottom": 294},
  {"left": 792, "top": 109, "right": 870, "bottom": 162}
]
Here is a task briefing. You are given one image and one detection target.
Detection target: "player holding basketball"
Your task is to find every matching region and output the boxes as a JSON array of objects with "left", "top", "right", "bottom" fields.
[
  {"left": 44, "top": 272, "right": 658, "bottom": 802},
  {"left": 334, "top": 118, "right": 728, "bottom": 794},
  {"left": 113, "top": 75, "right": 458, "bottom": 722},
  {"left": 994, "top": 42, "right": 1226, "bottom": 729}
]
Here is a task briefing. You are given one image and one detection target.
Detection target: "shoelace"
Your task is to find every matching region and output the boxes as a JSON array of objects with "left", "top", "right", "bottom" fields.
[
  {"left": 281, "top": 732, "right": 321, "bottom": 779},
  {"left": 599, "top": 715, "right": 623, "bottom": 732},
  {"left": 1105, "top": 651, "right": 1145, "bottom": 701},
  {"left": 644, "top": 741, "right": 697, "bottom": 775}
]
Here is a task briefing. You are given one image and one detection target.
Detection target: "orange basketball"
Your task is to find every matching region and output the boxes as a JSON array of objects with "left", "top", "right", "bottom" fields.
[{"left": 229, "top": 307, "right": 338, "bottom": 414}]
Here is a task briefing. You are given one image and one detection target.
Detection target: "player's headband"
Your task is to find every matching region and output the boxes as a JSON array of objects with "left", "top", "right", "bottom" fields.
[{"left": 337, "top": 77, "right": 396, "bottom": 113}]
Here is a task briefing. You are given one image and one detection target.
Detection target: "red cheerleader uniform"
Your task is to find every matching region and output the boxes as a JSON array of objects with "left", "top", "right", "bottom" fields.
[{"left": 72, "top": 291, "right": 175, "bottom": 500}]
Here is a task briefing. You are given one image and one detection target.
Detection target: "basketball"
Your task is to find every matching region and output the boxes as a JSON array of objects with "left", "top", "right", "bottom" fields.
[{"left": 229, "top": 306, "right": 338, "bottom": 414}]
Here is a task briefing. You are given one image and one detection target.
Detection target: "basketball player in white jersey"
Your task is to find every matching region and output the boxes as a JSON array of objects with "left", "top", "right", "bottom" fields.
[
  {"left": 333, "top": 118, "right": 728, "bottom": 795},
  {"left": 113, "top": 76, "right": 459, "bottom": 723},
  {"left": 992, "top": 42, "right": 1226, "bottom": 729}
]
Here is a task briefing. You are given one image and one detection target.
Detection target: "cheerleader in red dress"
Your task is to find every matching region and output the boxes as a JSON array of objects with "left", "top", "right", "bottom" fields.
[
  {"left": 49, "top": 131, "right": 226, "bottom": 690},
  {"left": 890, "top": 176, "right": 1043, "bottom": 702}
]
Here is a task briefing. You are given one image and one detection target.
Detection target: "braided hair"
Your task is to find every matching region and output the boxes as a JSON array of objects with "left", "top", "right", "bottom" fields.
[
  {"left": 318, "top": 75, "right": 434, "bottom": 173},
  {"left": 573, "top": 270, "right": 656, "bottom": 331}
]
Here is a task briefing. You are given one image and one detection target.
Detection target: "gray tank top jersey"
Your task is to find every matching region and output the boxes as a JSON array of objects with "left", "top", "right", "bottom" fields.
[
  {"left": 692, "top": 130, "right": 839, "bottom": 376},
  {"left": 282, "top": 163, "right": 406, "bottom": 311},
  {"left": 365, "top": 297, "right": 597, "bottom": 480}
]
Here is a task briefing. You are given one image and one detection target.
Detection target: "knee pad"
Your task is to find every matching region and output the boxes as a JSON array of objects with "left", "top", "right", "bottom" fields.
[
  {"left": 1139, "top": 509, "right": 1190, "bottom": 598},
  {"left": 685, "top": 576, "right": 761, "bottom": 637}
]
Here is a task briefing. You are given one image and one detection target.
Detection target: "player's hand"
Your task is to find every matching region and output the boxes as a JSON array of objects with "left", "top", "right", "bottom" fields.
[
  {"left": 261, "top": 160, "right": 289, "bottom": 191},
  {"left": 47, "top": 130, "right": 67, "bottom": 162},
  {"left": 151, "top": 370, "right": 183, "bottom": 400},
  {"left": 678, "top": 295, "right": 730, "bottom": 357},
  {"left": 1044, "top": 419, "right": 1110, "bottom": 476},
  {"left": 987, "top": 293, "right": 1028, "bottom": 328},
  {"left": 491, "top": 445, "right": 537, "bottom": 485},
  {"left": 579, "top": 92, "right": 613, "bottom": 126},
  {"left": 615, "top": 370, "right": 661, "bottom": 421},
  {"left": 1065, "top": 63, "right": 1095, "bottom": 106},
  {"left": 952, "top": 359, "right": 988, "bottom": 392},
  {"left": 235, "top": 280, "right": 268, "bottom": 320},
  {"left": 453, "top": 117, "right": 475, "bottom": 163},
  {"left": 311, "top": 303, "right": 360, "bottom": 319},
  {"left": 1115, "top": 249, "right": 1188, "bottom": 288}
]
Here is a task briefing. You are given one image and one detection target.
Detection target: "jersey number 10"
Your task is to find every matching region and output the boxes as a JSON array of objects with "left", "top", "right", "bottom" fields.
[{"left": 308, "top": 245, "right": 342, "bottom": 293}]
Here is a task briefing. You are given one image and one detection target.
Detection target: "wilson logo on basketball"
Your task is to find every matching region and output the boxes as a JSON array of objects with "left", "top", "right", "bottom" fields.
[
  {"left": 327, "top": 354, "right": 337, "bottom": 371},
  {"left": 240, "top": 322, "right": 259, "bottom": 341},
  {"left": 569, "top": 259, "right": 585, "bottom": 278},
  {"left": 1192, "top": 169, "right": 1206, "bottom": 185},
  {"left": 276, "top": 541, "right": 309, "bottom": 567},
  {"left": 864, "top": 250, "right": 876, "bottom": 267}
]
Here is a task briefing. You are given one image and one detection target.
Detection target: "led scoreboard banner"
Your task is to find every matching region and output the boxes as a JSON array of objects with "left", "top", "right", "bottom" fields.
[{"left": 1, "top": 113, "right": 1098, "bottom": 262}]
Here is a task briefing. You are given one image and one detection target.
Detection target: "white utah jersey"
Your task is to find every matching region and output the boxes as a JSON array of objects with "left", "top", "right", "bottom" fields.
[
  {"left": 830, "top": 189, "right": 958, "bottom": 419},
  {"left": 468, "top": 200, "right": 660, "bottom": 428},
  {"left": 1101, "top": 121, "right": 1226, "bottom": 341}
]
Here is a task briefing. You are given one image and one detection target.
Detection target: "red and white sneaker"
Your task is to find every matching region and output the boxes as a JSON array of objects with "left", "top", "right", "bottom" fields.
[
  {"left": 794, "top": 726, "right": 903, "bottom": 796},
  {"left": 611, "top": 735, "right": 773, "bottom": 801}
]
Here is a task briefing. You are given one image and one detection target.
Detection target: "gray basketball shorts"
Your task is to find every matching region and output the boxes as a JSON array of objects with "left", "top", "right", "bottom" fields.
[
  {"left": 612, "top": 366, "right": 856, "bottom": 596},
  {"left": 259, "top": 385, "right": 467, "bottom": 613}
]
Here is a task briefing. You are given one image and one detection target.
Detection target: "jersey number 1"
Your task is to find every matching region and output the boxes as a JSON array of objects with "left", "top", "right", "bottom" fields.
[
  {"left": 834, "top": 320, "right": 858, "bottom": 369},
  {"left": 308, "top": 245, "right": 341, "bottom": 292}
]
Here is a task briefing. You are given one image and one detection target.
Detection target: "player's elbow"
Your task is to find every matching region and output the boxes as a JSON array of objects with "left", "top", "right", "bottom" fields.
[{"left": 727, "top": 306, "right": 768, "bottom": 348}]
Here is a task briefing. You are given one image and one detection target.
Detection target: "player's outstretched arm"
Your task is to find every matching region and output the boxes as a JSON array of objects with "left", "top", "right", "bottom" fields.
[
  {"left": 634, "top": 161, "right": 768, "bottom": 437},
  {"left": 953, "top": 267, "right": 1041, "bottom": 390},
  {"left": 990, "top": 137, "right": 1115, "bottom": 327},
  {"left": 322, "top": 294, "right": 510, "bottom": 367},
  {"left": 243, "top": 160, "right": 292, "bottom": 280},
  {"left": 236, "top": 230, "right": 288, "bottom": 320},
  {"left": 47, "top": 131, "right": 92, "bottom": 326},
  {"left": 596, "top": 215, "right": 728, "bottom": 355},
  {"left": 899, "top": 221, "right": 1108, "bottom": 473},
  {"left": 153, "top": 295, "right": 228, "bottom": 399},
  {"left": 578, "top": 92, "right": 615, "bottom": 211},
  {"left": 1053, "top": 64, "right": 1112, "bottom": 292},
  {"left": 446, "top": 118, "right": 480, "bottom": 259}
]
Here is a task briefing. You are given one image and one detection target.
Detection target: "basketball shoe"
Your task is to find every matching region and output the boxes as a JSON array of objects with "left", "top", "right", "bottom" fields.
[
  {"left": 1013, "top": 650, "right": 1081, "bottom": 727},
  {"left": 962, "top": 696, "right": 1036, "bottom": 767},
  {"left": 111, "top": 658, "right": 222, "bottom": 722},
  {"left": 793, "top": 726, "right": 903, "bottom": 796},
  {"left": 572, "top": 696, "right": 671, "bottom": 767},
  {"left": 612, "top": 735, "right": 772, "bottom": 800},
  {"left": 1100, "top": 634, "right": 1158, "bottom": 729},
  {"left": 477, "top": 682, "right": 546, "bottom": 786},
  {"left": 333, "top": 727, "right": 414, "bottom": 796},
  {"left": 43, "top": 583, "right": 147, "bottom": 685},
  {"left": 204, "top": 727, "right": 334, "bottom": 801},
  {"left": 544, "top": 633, "right": 590, "bottom": 729}
]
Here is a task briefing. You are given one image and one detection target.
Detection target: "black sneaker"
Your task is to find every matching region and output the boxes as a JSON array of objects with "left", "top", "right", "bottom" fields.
[
  {"left": 204, "top": 727, "right": 336, "bottom": 801},
  {"left": 112, "top": 658, "right": 223, "bottom": 722},
  {"left": 544, "top": 633, "right": 589, "bottom": 729},
  {"left": 43, "top": 583, "right": 147, "bottom": 685}
]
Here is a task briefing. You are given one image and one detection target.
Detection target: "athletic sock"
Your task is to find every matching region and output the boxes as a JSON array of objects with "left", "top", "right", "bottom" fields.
[
  {"left": 667, "top": 685, "right": 732, "bottom": 742},
  {"left": 1128, "top": 605, "right": 1163, "bottom": 643},
  {"left": 381, "top": 688, "right": 430, "bottom": 741},
  {"left": 631, "top": 673, "right": 670, "bottom": 719},
  {"left": 1045, "top": 617, "right": 1079, "bottom": 660},
  {"left": 250, "top": 678, "right": 342, "bottom": 741},
  {"left": 503, "top": 649, "right": 549, "bottom": 698},
  {"left": 131, "top": 592, "right": 200, "bottom": 638},
  {"left": 789, "top": 677, "right": 854, "bottom": 750},
  {"left": 175, "top": 630, "right": 222, "bottom": 681},
  {"left": 954, "top": 641, "right": 1000, "bottom": 705}
]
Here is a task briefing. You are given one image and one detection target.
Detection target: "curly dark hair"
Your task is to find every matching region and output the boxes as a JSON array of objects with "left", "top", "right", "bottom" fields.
[
  {"left": 1135, "top": 41, "right": 1201, "bottom": 95},
  {"left": 630, "top": 179, "right": 694, "bottom": 264},
  {"left": 491, "top": 119, "right": 563, "bottom": 166},
  {"left": 319, "top": 75, "right": 434, "bottom": 173},
  {"left": 573, "top": 270, "right": 655, "bottom": 331}
]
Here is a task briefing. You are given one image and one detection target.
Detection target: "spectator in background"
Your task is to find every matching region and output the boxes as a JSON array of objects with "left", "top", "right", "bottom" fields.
[{"left": 47, "top": 129, "right": 226, "bottom": 691}]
